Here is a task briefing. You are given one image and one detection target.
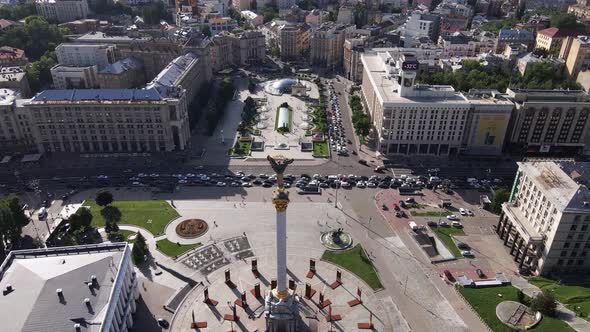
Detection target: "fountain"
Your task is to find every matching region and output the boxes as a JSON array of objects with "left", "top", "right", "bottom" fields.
[
  {"left": 175, "top": 219, "right": 209, "bottom": 239},
  {"left": 320, "top": 228, "right": 353, "bottom": 250}
]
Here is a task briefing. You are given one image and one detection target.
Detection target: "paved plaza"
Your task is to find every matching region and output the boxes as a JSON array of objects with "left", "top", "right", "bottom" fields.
[{"left": 172, "top": 255, "right": 392, "bottom": 331}]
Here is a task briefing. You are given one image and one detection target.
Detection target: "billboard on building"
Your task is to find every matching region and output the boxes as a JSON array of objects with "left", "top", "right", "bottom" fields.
[{"left": 475, "top": 114, "right": 509, "bottom": 147}]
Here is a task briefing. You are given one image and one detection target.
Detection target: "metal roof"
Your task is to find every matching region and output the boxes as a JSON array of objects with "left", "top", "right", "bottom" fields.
[{"left": 31, "top": 88, "right": 163, "bottom": 102}]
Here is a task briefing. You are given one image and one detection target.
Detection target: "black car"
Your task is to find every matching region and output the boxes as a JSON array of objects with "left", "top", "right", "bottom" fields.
[
  {"left": 457, "top": 242, "right": 470, "bottom": 250},
  {"left": 427, "top": 221, "right": 438, "bottom": 227},
  {"left": 358, "top": 159, "right": 368, "bottom": 166},
  {"left": 262, "top": 182, "right": 273, "bottom": 187},
  {"left": 157, "top": 319, "right": 170, "bottom": 329},
  {"left": 252, "top": 179, "right": 263, "bottom": 185},
  {"left": 476, "top": 269, "right": 486, "bottom": 278},
  {"left": 378, "top": 182, "right": 389, "bottom": 188}
]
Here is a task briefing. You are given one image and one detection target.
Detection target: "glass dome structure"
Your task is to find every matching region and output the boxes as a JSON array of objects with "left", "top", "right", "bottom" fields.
[{"left": 265, "top": 78, "right": 298, "bottom": 95}]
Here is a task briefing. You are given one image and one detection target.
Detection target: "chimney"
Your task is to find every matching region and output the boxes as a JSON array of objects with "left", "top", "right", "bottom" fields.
[
  {"left": 91, "top": 275, "right": 97, "bottom": 285},
  {"left": 74, "top": 323, "right": 81, "bottom": 332},
  {"left": 84, "top": 298, "right": 90, "bottom": 305},
  {"left": 5, "top": 284, "right": 13, "bottom": 293},
  {"left": 56, "top": 288, "right": 63, "bottom": 297}
]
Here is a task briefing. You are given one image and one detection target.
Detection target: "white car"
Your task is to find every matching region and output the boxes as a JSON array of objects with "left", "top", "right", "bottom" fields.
[
  {"left": 452, "top": 221, "right": 462, "bottom": 228},
  {"left": 459, "top": 208, "right": 467, "bottom": 216},
  {"left": 178, "top": 179, "right": 188, "bottom": 184},
  {"left": 356, "top": 181, "right": 366, "bottom": 188},
  {"left": 241, "top": 182, "right": 252, "bottom": 187},
  {"left": 367, "top": 182, "right": 377, "bottom": 188},
  {"left": 216, "top": 182, "right": 227, "bottom": 187},
  {"left": 446, "top": 215, "right": 459, "bottom": 221},
  {"left": 97, "top": 175, "right": 108, "bottom": 179},
  {"left": 461, "top": 250, "right": 474, "bottom": 257},
  {"left": 467, "top": 209, "right": 474, "bottom": 216}
]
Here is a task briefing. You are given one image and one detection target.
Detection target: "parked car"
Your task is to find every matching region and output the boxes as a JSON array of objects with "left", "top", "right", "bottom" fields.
[
  {"left": 393, "top": 203, "right": 400, "bottom": 211},
  {"left": 461, "top": 250, "right": 474, "bottom": 257},
  {"left": 358, "top": 159, "right": 368, "bottom": 165},
  {"left": 467, "top": 209, "right": 474, "bottom": 216},
  {"left": 459, "top": 208, "right": 467, "bottom": 216},
  {"left": 438, "top": 221, "right": 449, "bottom": 227},
  {"left": 444, "top": 269, "right": 455, "bottom": 282},
  {"left": 457, "top": 242, "right": 470, "bottom": 250},
  {"left": 427, "top": 221, "right": 438, "bottom": 227},
  {"left": 446, "top": 215, "right": 459, "bottom": 221},
  {"left": 476, "top": 269, "right": 486, "bottom": 278},
  {"left": 452, "top": 221, "right": 462, "bottom": 228},
  {"left": 157, "top": 319, "right": 170, "bottom": 328}
]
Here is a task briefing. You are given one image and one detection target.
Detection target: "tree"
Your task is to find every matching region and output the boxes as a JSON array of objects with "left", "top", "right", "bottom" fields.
[
  {"left": 297, "top": 0, "right": 315, "bottom": 10},
  {"left": 0, "top": 16, "right": 69, "bottom": 61},
  {"left": 26, "top": 51, "right": 57, "bottom": 93},
  {"left": 95, "top": 190, "right": 114, "bottom": 207},
  {"left": 0, "top": 0, "right": 36, "bottom": 20},
  {"left": 530, "top": 291, "right": 557, "bottom": 317},
  {"left": 201, "top": 25, "right": 212, "bottom": 37},
  {"left": 260, "top": 5, "right": 279, "bottom": 23},
  {"left": 69, "top": 207, "right": 93, "bottom": 231},
  {"left": 354, "top": 115, "right": 371, "bottom": 137},
  {"left": 0, "top": 195, "right": 28, "bottom": 260},
  {"left": 551, "top": 13, "right": 585, "bottom": 30},
  {"left": 132, "top": 232, "right": 149, "bottom": 264},
  {"left": 101, "top": 206, "right": 121, "bottom": 233},
  {"left": 491, "top": 188, "right": 510, "bottom": 214}
]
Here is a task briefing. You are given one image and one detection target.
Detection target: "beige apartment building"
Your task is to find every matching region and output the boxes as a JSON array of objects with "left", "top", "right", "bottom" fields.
[
  {"left": 0, "top": 88, "right": 36, "bottom": 153},
  {"left": 146, "top": 52, "right": 206, "bottom": 104},
  {"left": 497, "top": 161, "right": 590, "bottom": 275},
  {"left": 209, "top": 30, "right": 266, "bottom": 72},
  {"left": 360, "top": 49, "right": 514, "bottom": 157},
  {"left": 343, "top": 35, "right": 367, "bottom": 82},
  {"left": 309, "top": 23, "right": 355, "bottom": 69},
  {"left": 16, "top": 87, "right": 190, "bottom": 153},
  {"left": 264, "top": 21, "right": 310, "bottom": 61},
  {"left": 35, "top": 0, "right": 88, "bottom": 23},
  {"left": 505, "top": 88, "right": 590, "bottom": 156},
  {"left": 563, "top": 35, "right": 590, "bottom": 79}
]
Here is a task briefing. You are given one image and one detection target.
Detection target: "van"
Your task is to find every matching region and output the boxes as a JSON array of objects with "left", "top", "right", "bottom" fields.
[
  {"left": 408, "top": 221, "right": 418, "bottom": 231},
  {"left": 38, "top": 207, "right": 47, "bottom": 219}
]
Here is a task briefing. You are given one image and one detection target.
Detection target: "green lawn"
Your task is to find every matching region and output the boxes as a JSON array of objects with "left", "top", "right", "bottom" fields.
[
  {"left": 405, "top": 203, "right": 427, "bottom": 209},
  {"left": 313, "top": 141, "right": 329, "bottom": 157},
  {"left": 321, "top": 244, "right": 383, "bottom": 289},
  {"left": 429, "top": 226, "right": 465, "bottom": 257},
  {"left": 156, "top": 238, "right": 201, "bottom": 258},
  {"left": 458, "top": 285, "right": 575, "bottom": 332},
  {"left": 83, "top": 200, "right": 179, "bottom": 236},
  {"left": 530, "top": 276, "right": 590, "bottom": 320},
  {"left": 120, "top": 229, "right": 137, "bottom": 243},
  {"left": 411, "top": 211, "right": 453, "bottom": 217},
  {"left": 230, "top": 140, "right": 252, "bottom": 156}
]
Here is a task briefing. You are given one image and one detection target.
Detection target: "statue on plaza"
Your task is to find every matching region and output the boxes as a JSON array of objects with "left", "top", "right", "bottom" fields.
[{"left": 267, "top": 155, "right": 294, "bottom": 189}]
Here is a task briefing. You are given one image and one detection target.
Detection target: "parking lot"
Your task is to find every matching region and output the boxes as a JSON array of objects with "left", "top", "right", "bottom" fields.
[{"left": 375, "top": 187, "right": 520, "bottom": 284}]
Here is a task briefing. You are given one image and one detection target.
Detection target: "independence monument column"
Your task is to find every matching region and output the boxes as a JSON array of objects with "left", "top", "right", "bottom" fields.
[{"left": 265, "top": 155, "right": 299, "bottom": 332}]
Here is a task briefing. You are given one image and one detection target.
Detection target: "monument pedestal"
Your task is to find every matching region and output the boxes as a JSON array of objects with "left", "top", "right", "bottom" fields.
[{"left": 264, "top": 289, "right": 299, "bottom": 332}]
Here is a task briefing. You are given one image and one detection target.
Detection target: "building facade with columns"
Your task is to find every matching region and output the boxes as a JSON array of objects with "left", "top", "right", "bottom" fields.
[
  {"left": 496, "top": 161, "right": 590, "bottom": 275},
  {"left": 0, "top": 243, "right": 139, "bottom": 332},
  {"left": 16, "top": 87, "right": 190, "bottom": 153}
]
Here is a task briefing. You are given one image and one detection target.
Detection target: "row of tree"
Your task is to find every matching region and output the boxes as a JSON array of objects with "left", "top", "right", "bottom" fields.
[
  {"left": 417, "top": 60, "right": 580, "bottom": 92},
  {"left": 0, "top": 195, "right": 28, "bottom": 262},
  {"left": 349, "top": 95, "right": 370, "bottom": 137},
  {"left": 205, "top": 77, "right": 235, "bottom": 135}
]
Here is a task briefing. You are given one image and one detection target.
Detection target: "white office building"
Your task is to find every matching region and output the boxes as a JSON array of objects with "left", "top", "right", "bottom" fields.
[
  {"left": 56, "top": 44, "right": 117, "bottom": 69},
  {"left": 497, "top": 161, "right": 590, "bottom": 275},
  {"left": 0, "top": 243, "right": 139, "bottom": 332},
  {"left": 35, "top": 0, "right": 89, "bottom": 23}
]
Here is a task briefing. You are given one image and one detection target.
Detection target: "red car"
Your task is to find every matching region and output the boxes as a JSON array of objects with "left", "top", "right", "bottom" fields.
[
  {"left": 443, "top": 270, "right": 455, "bottom": 282},
  {"left": 393, "top": 203, "right": 400, "bottom": 211}
]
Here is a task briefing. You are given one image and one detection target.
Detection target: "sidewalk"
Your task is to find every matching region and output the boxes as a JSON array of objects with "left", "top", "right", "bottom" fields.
[{"left": 511, "top": 276, "right": 590, "bottom": 331}]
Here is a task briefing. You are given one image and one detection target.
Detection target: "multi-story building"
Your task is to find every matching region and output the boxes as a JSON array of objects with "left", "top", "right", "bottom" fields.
[
  {"left": 264, "top": 21, "right": 310, "bottom": 61},
  {"left": 58, "top": 18, "right": 100, "bottom": 34},
  {"left": 0, "top": 243, "right": 139, "bottom": 331},
  {"left": 207, "top": 16, "right": 238, "bottom": 35},
  {"left": 505, "top": 88, "right": 590, "bottom": 156},
  {"left": 0, "top": 88, "right": 35, "bottom": 153},
  {"left": 361, "top": 49, "right": 514, "bottom": 156},
  {"left": 309, "top": 23, "right": 355, "bottom": 69},
  {"left": 337, "top": 5, "right": 354, "bottom": 25},
  {"left": 241, "top": 10, "right": 263, "bottom": 27},
  {"left": 344, "top": 35, "right": 368, "bottom": 82},
  {"left": 118, "top": 41, "right": 183, "bottom": 80},
  {"left": 568, "top": 0, "right": 590, "bottom": 20},
  {"left": 0, "top": 19, "right": 20, "bottom": 31},
  {"left": 496, "top": 161, "right": 590, "bottom": 275},
  {"left": 50, "top": 64, "right": 99, "bottom": 89},
  {"left": 305, "top": 9, "right": 330, "bottom": 27},
  {"left": 496, "top": 29, "right": 535, "bottom": 53},
  {"left": 462, "top": 90, "right": 514, "bottom": 155},
  {"left": 146, "top": 52, "right": 206, "bottom": 104},
  {"left": 55, "top": 43, "right": 116, "bottom": 69},
  {"left": 403, "top": 12, "right": 441, "bottom": 46},
  {"left": 0, "top": 66, "right": 31, "bottom": 98},
  {"left": 0, "top": 46, "right": 27, "bottom": 67},
  {"left": 232, "top": 0, "right": 250, "bottom": 11},
  {"left": 209, "top": 30, "right": 265, "bottom": 72},
  {"left": 438, "top": 32, "right": 478, "bottom": 57},
  {"left": 97, "top": 57, "right": 145, "bottom": 89},
  {"left": 35, "top": 0, "right": 89, "bottom": 23},
  {"left": 17, "top": 85, "right": 190, "bottom": 153},
  {"left": 535, "top": 27, "right": 583, "bottom": 54},
  {"left": 563, "top": 35, "right": 590, "bottom": 79}
]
